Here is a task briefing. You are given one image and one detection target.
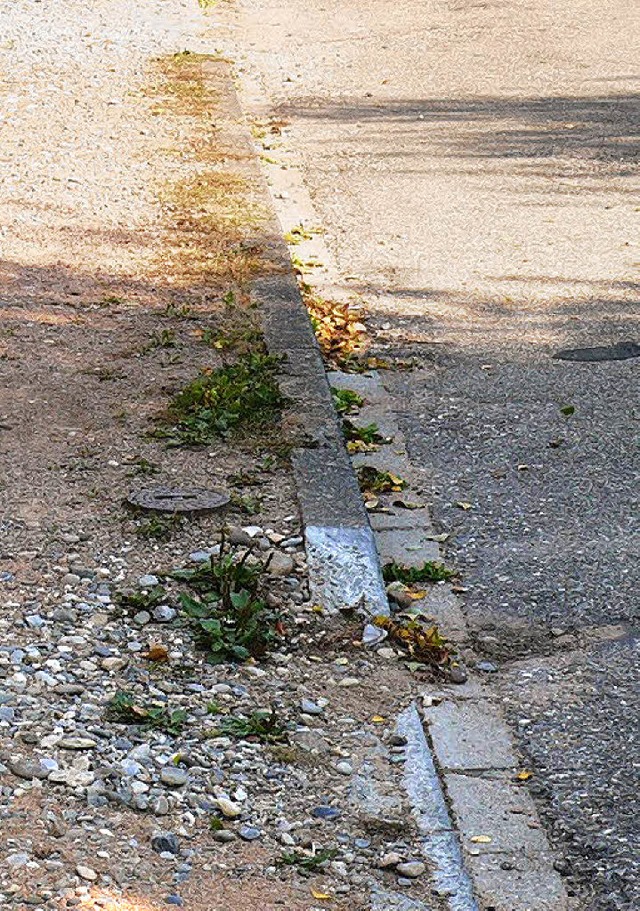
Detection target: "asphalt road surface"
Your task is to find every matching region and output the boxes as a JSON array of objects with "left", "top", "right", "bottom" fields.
[{"left": 229, "top": 1, "right": 640, "bottom": 908}]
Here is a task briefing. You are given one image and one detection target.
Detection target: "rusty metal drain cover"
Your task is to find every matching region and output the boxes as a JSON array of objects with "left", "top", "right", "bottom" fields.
[
  {"left": 553, "top": 341, "right": 640, "bottom": 362},
  {"left": 127, "top": 486, "right": 230, "bottom": 514}
]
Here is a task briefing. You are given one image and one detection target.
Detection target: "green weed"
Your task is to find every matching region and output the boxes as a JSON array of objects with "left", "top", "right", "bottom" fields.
[
  {"left": 106, "top": 690, "right": 187, "bottom": 735},
  {"left": 175, "top": 543, "right": 281, "bottom": 663},
  {"left": 343, "top": 420, "right": 385, "bottom": 445},
  {"left": 278, "top": 848, "right": 338, "bottom": 871},
  {"left": 135, "top": 515, "right": 183, "bottom": 540},
  {"left": 357, "top": 466, "right": 406, "bottom": 493},
  {"left": 208, "top": 708, "right": 286, "bottom": 742},
  {"left": 155, "top": 352, "right": 285, "bottom": 446},
  {"left": 382, "top": 561, "right": 455, "bottom": 585},
  {"left": 115, "top": 584, "right": 168, "bottom": 613},
  {"left": 331, "top": 387, "right": 364, "bottom": 414}
]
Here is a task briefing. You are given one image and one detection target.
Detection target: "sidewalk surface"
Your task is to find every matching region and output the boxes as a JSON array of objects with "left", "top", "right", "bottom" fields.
[{"left": 226, "top": 1, "right": 639, "bottom": 909}]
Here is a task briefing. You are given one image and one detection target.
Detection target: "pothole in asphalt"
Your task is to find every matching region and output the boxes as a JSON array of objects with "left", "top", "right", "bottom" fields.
[{"left": 553, "top": 341, "right": 640, "bottom": 362}]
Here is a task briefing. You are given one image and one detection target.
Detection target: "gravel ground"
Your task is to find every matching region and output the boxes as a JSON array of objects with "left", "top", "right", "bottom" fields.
[
  {"left": 0, "top": 3, "right": 451, "bottom": 909},
  {"left": 223, "top": 0, "right": 640, "bottom": 908}
]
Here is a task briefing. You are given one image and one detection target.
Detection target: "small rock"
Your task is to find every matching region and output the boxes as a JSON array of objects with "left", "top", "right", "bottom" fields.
[
  {"left": 449, "top": 664, "right": 468, "bottom": 684},
  {"left": 153, "top": 605, "right": 176, "bottom": 623},
  {"left": 227, "top": 527, "right": 253, "bottom": 547},
  {"left": 160, "top": 767, "right": 188, "bottom": 788},
  {"left": 133, "top": 611, "right": 151, "bottom": 626},
  {"left": 165, "top": 897, "right": 184, "bottom": 907},
  {"left": 10, "top": 758, "right": 50, "bottom": 781},
  {"left": 268, "top": 553, "right": 295, "bottom": 577},
  {"left": 476, "top": 660, "right": 498, "bottom": 673},
  {"left": 138, "top": 574, "right": 159, "bottom": 588},
  {"left": 389, "top": 734, "right": 408, "bottom": 747},
  {"left": 335, "top": 761, "right": 353, "bottom": 776},
  {"left": 300, "top": 698, "right": 323, "bottom": 716},
  {"left": 214, "top": 797, "right": 242, "bottom": 818},
  {"left": 58, "top": 737, "right": 97, "bottom": 750},
  {"left": 238, "top": 826, "right": 261, "bottom": 841},
  {"left": 76, "top": 865, "right": 98, "bottom": 882},
  {"left": 338, "top": 677, "right": 360, "bottom": 688},
  {"left": 396, "top": 861, "right": 425, "bottom": 879},
  {"left": 386, "top": 582, "right": 413, "bottom": 609},
  {"left": 312, "top": 806, "right": 341, "bottom": 820},
  {"left": 379, "top": 852, "right": 402, "bottom": 869},
  {"left": 151, "top": 832, "right": 180, "bottom": 855}
]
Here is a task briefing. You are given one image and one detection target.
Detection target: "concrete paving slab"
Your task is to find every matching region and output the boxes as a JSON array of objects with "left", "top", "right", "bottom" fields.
[
  {"left": 463, "top": 851, "right": 569, "bottom": 911},
  {"left": 445, "top": 773, "right": 549, "bottom": 855},
  {"left": 377, "top": 527, "right": 443, "bottom": 566},
  {"left": 424, "top": 700, "right": 518, "bottom": 771}
]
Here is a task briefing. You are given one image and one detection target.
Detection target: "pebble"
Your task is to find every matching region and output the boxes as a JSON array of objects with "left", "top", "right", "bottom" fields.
[
  {"left": 335, "top": 761, "right": 353, "bottom": 776},
  {"left": 268, "top": 553, "right": 295, "bottom": 577},
  {"left": 138, "top": 574, "right": 159, "bottom": 588},
  {"left": 153, "top": 605, "right": 176, "bottom": 623},
  {"left": 449, "top": 664, "right": 468, "bottom": 684},
  {"left": 338, "top": 677, "right": 360, "bottom": 688},
  {"left": 160, "top": 767, "right": 188, "bottom": 788},
  {"left": 76, "top": 865, "right": 98, "bottom": 882},
  {"left": 58, "top": 737, "right": 97, "bottom": 750},
  {"left": 396, "top": 861, "right": 425, "bottom": 878},
  {"left": 214, "top": 797, "right": 242, "bottom": 818},
  {"left": 134, "top": 611, "right": 151, "bottom": 626},
  {"left": 476, "top": 660, "right": 498, "bottom": 673},
  {"left": 238, "top": 826, "right": 261, "bottom": 841},
  {"left": 379, "top": 852, "right": 402, "bottom": 869},
  {"left": 300, "top": 698, "right": 323, "bottom": 715},
  {"left": 10, "top": 758, "right": 50, "bottom": 780},
  {"left": 312, "top": 806, "right": 341, "bottom": 820},
  {"left": 151, "top": 832, "right": 180, "bottom": 855}
]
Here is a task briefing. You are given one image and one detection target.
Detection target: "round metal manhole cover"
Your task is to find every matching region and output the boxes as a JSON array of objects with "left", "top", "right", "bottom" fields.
[
  {"left": 127, "top": 486, "right": 230, "bottom": 514},
  {"left": 553, "top": 341, "right": 640, "bottom": 362}
]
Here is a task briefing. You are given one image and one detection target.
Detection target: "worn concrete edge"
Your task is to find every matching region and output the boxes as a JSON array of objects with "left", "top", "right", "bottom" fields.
[
  {"left": 397, "top": 703, "right": 480, "bottom": 911},
  {"left": 196, "top": 59, "right": 388, "bottom": 616}
]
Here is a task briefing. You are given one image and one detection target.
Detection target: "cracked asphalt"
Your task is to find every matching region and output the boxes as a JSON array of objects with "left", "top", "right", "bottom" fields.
[{"left": 228, "top": 0, "right": 639, "bottom": 907}]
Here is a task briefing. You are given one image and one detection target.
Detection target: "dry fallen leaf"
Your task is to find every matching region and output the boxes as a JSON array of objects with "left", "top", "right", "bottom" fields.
[
  {"left": 470, "top": 835, "right": 492, "bottom": 844},
  {"left": 456, "top": 501, "right": 473, "bottom": 510},
  {"left": 311, "top": 889, "right": 332, "bottom": 901},
  {"left": 516, "top": 769, "right": 533, "bottom": 781},
  {"left": 371, "top": 715, "right": 386, "bottom": 723}
]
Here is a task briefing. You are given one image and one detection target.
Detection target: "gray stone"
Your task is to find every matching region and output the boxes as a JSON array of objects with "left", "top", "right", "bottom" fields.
[
  {"left": 151, "top": 832, "right": 180, "bottom": 855},
  {"left": 268, "top": 552, "right": 295, "bottom": 577},
  {"left": 160, "top": 766, "right": 188, "bottom": 788},
  {"left": 445, "top": 773, "right": 549, "bottom": 855},
  {"left": 138, "top": 574, "right": 159, "bottom": 588},
  {"left": 9, "top": 758, "right": 50, "bottom": 780},
  {"left": 153, "top": 605, "right": 176, "bottom": 623},
  {"left": 300, "top": 698, "right": 323, "bottom": 715},
  {"left": 396, "top": 861, "right": 426, "bottom": 878}
]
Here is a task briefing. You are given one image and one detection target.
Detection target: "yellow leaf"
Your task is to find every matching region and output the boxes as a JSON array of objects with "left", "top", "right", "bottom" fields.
[
  {"left": 371, "top": 715, "right": 386, "bottom": 723},
  {"left": 311, "top": 604, "right": 324, "bottom": 614},
  {"left": 470, "top": 835, "right": 492, "bottom": 843},
  {"left": 456, "top": 501, "right": 473, "bottom": 510},
  {"left": 408, "top": 590, "right": 427, "bottom": 600},
  {"left": 516, "top": 769, "right": 533, "bottom": 781},
  {"left": 311, "top": 889, "right": 332, "bottom": 900}
]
